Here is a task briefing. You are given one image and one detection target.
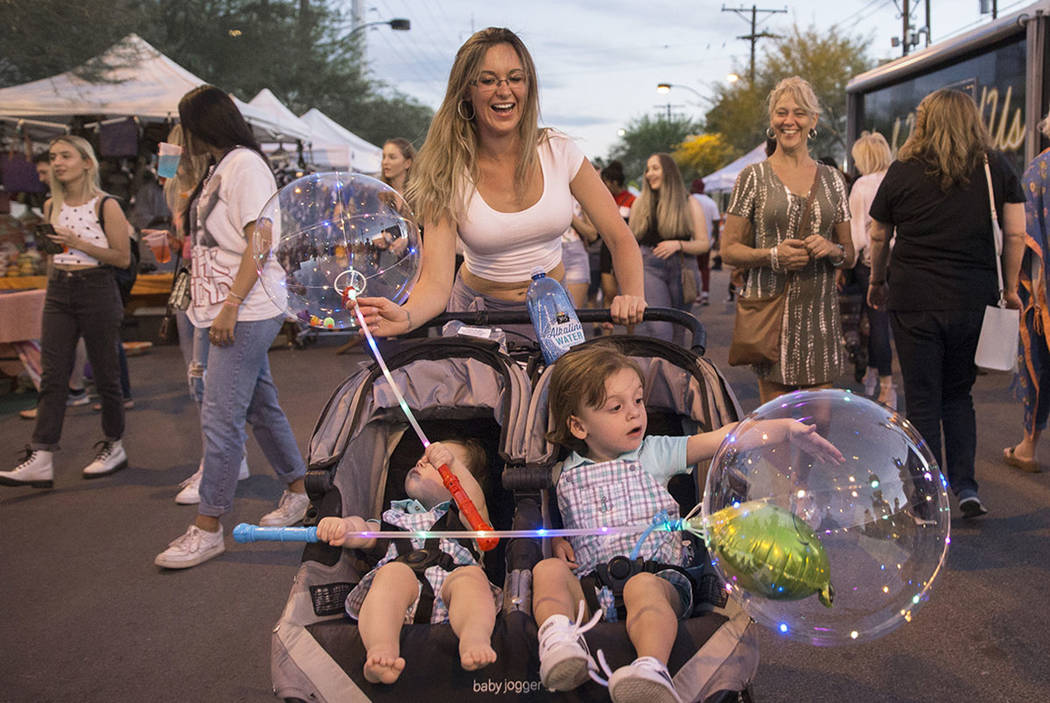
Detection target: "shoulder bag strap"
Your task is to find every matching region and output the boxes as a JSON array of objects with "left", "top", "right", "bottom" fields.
[{"left": 983, "top": 154, "right": 1006, "bottom": 306}]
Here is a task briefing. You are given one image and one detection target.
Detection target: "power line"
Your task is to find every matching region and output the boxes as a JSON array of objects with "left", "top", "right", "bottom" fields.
[{"left": 721, "top": 4, "right": 788, "bottom": 83}]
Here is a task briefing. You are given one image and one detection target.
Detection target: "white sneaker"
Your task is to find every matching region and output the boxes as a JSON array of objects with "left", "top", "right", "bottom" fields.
[
  {"left": 174, "top": 456, "right": 250, "bottom": 505},
  {"left": 0, "top": 448, "right": 54, "bottom": 488},
  {"left": 607, "top": 656, "right": 682, "bottom": 703},
  {"left": 258, "top": 489, "right": 311, "bottom": 527},
  {"left": 154, "top": 524, "right": 225, "bottom": 569},
  {"left": 538, "top": 605, "right": 602, "bottom": 691},
  {"left": 81, "top": 440, "right": 127, "bottom": 479}
]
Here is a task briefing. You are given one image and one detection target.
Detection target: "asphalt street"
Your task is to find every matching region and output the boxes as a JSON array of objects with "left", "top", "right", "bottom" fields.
[{"left": 1, "top": 268, "right": 1048, "bottom": 702}]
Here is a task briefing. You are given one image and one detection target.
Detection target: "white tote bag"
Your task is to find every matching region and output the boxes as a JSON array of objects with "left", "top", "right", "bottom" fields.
[{"left": 974, "top": 156, "right": 1020, "bottom": 372}]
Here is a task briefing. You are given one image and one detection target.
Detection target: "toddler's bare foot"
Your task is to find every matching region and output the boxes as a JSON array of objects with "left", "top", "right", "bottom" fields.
[
  {"left": 363, "top": 651, "right": 406, "bottom": 684},
  {"left": 459, "top": 637, "right": 497, "bottom": 671}
]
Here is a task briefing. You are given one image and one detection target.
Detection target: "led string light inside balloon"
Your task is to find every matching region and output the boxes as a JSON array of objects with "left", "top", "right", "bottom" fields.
[{"left": 339, "top": 282, "right": 499, "bottom": 551}]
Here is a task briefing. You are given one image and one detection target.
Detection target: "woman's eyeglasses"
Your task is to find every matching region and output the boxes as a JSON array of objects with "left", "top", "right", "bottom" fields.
[{"left": 473, "top": 72, "right": 526, "bottom": 93}]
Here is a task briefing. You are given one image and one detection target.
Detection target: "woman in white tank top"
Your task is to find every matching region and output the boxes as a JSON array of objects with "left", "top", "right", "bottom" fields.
[
  {"left": 352, "top": 28, "right": 647, "bottom": 337},
  {"left": 1, "top": 136, "right": 132, "bottom": 488}
]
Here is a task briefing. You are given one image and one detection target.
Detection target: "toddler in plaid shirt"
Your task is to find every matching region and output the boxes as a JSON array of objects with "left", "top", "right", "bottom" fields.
[
  {"left": 316, "top": 440, "right": 500, "bottom": 685},
  {"left": 533, "top": 343, "right": 843, "bottom": 702}
]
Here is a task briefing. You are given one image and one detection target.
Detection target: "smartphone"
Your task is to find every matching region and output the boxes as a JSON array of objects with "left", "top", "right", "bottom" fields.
[{"left": 34, "top": 224, "right": 65, "bottom": 255}]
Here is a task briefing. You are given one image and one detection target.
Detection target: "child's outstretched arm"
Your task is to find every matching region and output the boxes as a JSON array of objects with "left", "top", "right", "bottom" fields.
[
  {"left": 316, "top": 515, "right": 378, "bottom": 549},
  {"left": 426, "top": 442, "right": 492, "bottom": 527},
  {"left": 685, "top": 418, "right": 844, "bottom": 466}
]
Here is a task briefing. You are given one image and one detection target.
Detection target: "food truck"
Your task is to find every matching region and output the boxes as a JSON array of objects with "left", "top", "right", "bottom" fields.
[{"left": 846, "top": 0, "right": 1050, "bottom": 171}]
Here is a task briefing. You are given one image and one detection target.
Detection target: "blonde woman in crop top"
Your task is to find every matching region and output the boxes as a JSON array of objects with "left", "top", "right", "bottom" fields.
[
  {"left": 1, "top": 136, "right": 132, "bottom": 489},
  {"left": 353, "top": 28, "right": 646, "bottom": 337}
]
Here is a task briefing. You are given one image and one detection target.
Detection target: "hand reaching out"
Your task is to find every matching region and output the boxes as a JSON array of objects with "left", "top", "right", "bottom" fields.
[
  {"left": 787, "top": 422, "right": 845, "bottom": 464},
  {"left": 351, "top": 296, "right": 412, "bottom": 337}
]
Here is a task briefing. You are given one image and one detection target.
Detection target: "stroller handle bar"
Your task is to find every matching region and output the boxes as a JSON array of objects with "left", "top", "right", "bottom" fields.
[{"left": 429, "top": 306, "right": 706, "bottom": 355}]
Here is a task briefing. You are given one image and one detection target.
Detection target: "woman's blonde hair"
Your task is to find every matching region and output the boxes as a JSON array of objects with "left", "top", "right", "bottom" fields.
[
  {"left": 767, "top": 76, "right": 822, "bottom": 121},
  {"left": 47, "top": 136, "right": 104, "bottom": 225},
  {"left": 405, "top": 27, "right": 547, "bottom": 227},
  {"left": 628, "top": 153, "right": 694, "bottom": 241},
  {"left": 851, "top": 131, "right": 893, "bottom": 176},
  {"left": 898, "top": 88, "right": 992, "bottom": 191},
  {"left": 161, "top": 124, "right": 209, "bottom": 227}
]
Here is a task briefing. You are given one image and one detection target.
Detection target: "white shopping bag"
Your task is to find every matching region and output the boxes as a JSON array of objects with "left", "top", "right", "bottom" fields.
[{"left": 975, "top": 304, "right": 1019, "bottom": 372}]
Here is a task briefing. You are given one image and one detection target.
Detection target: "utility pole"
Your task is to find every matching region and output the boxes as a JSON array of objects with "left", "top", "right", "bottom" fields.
[
  {"left": 722, "top": 5, "right": 787, "bottom": 84},
  {"left": 902, "top": 0, "right": 910, "bottom": 56}
]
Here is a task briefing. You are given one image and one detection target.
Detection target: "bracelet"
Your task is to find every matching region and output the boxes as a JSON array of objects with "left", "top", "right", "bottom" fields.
[
  {"left": 679, "top": 240, "right": 684, "bottom": 252},
  {"left": 830, "top": 243, "right": 847, "bottom": 268},
  {"left": 224, "top": 298, "right": 241, "bottom": 308},
  {"left": 227, "top": 290, "right": 245, "bottom": 302},
  {"left": 404, "top": 308, "right": 412, "bottom": 329},
  {"left": 770, "top": 245, "right": 781, "bottom": 272}
]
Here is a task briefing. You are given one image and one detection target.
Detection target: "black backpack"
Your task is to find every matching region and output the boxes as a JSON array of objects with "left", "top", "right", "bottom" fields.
[{"left": 97, "top": 195, "right": 140, "bottom": 306}]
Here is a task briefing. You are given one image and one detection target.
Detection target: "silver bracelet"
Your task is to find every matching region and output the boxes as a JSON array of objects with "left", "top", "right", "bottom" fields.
[
  {"left": 830, "top": 243, "right": 847, "bottom": 268},
  {"left": 770, "top": 245, "right": 781, "bottom": 272},
  {"left": 404, "top": 308, "right": 412, "bottom": 330}
]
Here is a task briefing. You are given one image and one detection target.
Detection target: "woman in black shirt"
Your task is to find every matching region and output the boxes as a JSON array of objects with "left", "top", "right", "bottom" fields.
[{"left": 868, "top": 88, "right": 1025, "bottom": 519}]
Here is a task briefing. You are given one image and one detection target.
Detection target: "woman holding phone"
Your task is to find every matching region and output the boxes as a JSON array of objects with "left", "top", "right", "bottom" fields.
[{"left": 0, "top": 136, "right": 132, "bottom": 488}]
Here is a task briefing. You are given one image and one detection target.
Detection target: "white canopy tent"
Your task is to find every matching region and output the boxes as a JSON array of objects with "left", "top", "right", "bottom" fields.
[
  {"left": 701, "top": 144, "right": 767, "bottom": 192},
  {"left": 247, "top": 89, "right": 313, "bottom": 143},
  {"left": 300, "top": 108, "right": 382, "bottom": 174},
  {"left": 0, "top": 34, "right": 305, "bottom": 141}
]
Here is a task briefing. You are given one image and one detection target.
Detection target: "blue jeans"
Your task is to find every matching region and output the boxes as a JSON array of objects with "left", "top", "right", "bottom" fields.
[
  {"left": 634, "top": 246, "right": 698, "bottom": 345},
  {"left": 195, "top": 315, "right": 306, "bottom": 516}
]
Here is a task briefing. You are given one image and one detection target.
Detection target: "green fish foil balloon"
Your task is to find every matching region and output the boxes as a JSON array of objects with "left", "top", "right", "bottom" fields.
[{"left": 688, "top": 500, "right": 834, "bottom": 607}]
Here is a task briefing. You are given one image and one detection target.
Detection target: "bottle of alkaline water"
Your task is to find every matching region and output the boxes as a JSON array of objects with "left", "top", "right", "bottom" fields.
[{"left": 526, "top": 267, "right": 586, "bottom": 364}]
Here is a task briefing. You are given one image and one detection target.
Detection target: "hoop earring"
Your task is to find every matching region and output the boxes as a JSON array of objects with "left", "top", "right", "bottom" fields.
[
  {"left": 766, "top": 127, "right": 776, "bottom": 139},
  {"left": 457, "top": 100, "right": 476, "bottom": 121},
  {"left": 809, "top": 127, "right": 818, "bottom": 139}
]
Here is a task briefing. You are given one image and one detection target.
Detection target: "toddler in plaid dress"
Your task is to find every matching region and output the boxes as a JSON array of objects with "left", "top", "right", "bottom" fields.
[
  {"left": 533, "top": 343, "right": 844, "bottom": 703},
  {"left": 316, "top": 440, "right": 500, "bottom": 685}
]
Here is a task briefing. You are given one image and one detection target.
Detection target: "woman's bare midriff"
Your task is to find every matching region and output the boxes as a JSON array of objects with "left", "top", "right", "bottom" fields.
[
  {"left": 460, "top": 261, "right": 565, "bottom": 302},
  {"left": 54, "top": 263, "right": 100, "bottom": 271}
]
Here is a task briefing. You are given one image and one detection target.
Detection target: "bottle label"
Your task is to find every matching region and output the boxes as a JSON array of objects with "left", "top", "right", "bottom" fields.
[{"left": 548, "top": 318, "right": 585, "bottom": 350}]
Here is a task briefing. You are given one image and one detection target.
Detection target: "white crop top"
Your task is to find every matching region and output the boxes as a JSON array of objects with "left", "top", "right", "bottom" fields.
[
  {"left": 458, "top": 131, "right": 585, "bottom": 282},
  {"left": 52, "top": 197, "right": 109, "bottom": 267}
]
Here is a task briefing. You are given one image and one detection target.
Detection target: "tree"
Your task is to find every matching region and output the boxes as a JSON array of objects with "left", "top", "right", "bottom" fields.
[
  {"left": 607, "top": 114, "right": 703, "bottom": 185},
  {"left": 673, "top": 133, "right": 736, "bottom": 181},
  {"left": 705, "top": 24, "right": 874, "bottom": 161},
  {"left": 0, "top": 0, "right": 432, "bottom": 150}
]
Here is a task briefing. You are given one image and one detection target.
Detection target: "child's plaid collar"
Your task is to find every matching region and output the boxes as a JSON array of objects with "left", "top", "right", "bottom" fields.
[{"left": 563, "top": 446, "right": 643, "bottom": 472}]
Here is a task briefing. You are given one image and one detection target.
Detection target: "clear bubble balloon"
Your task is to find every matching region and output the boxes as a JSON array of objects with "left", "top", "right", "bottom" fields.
[
  {"left": 251, "top": 173, "right": 421, "bottom": 329},
  {"left": 702, "top": 389, "right": 950, "bottom": 646}
]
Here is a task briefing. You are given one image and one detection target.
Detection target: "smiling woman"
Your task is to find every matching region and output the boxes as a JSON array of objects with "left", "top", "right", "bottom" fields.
[
  {"left": 353, "top": 27, "right": 647, "bottom": 339},
  {"left": 721, "top": 76, "right": 855, "bottom": 404}
]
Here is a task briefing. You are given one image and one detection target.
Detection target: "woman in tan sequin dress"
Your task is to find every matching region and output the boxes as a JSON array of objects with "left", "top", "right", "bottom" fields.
[{"left": 722, "top": 77, "right": 855, "bottom": 403}]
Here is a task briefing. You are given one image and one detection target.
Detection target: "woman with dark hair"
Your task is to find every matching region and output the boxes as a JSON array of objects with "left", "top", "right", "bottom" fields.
[
  {"left": 353, "top": 28, "right": 646, "bottom": 338},
  {"left": 1, "top": 136, "right": 131, "bottom": 487},
  {"left": 380, "top": 138, "right": 415, "bottom": 194},
  {"left": 154, "top": 85, "right": 307, "bottom": 569},
  {"left": 868, "top": 88, "right": 1025, "bottom": 518},
  {"left": 597, "top": 160, "right": 635, "bottom": 308},
  {"left": 629, "top": 153, "right": 709, "bottom": 343},
  {"left": 722, "top": 76, "right": 855, "bottom": 404}
]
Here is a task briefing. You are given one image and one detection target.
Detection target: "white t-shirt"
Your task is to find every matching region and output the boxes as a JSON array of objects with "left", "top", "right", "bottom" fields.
[
  {"left": 458, "top": 131, "right": 585, "bottom": 282},
  {"left": 187, "top": 148, "right": 285, "bottom": 327},
  {"left": 691, "top": 193, "right": 720, "bottom": 236},
  {"left": 848, "top": 171, "right": 886, "bottom": 268}
]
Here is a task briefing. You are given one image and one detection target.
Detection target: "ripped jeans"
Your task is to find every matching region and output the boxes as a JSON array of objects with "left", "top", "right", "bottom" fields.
[{"left": 190, "top": 316, "right": 306, "bottom": 516}]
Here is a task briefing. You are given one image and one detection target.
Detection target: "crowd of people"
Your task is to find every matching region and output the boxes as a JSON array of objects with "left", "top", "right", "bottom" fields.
[{"left": 1, "top": 23, "right": 1048, "bottom": 703}]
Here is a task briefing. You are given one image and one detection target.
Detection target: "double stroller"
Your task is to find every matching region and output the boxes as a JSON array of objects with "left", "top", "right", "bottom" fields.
[{"left": 271, "top": 310, "right": 759, "bottom": 702}]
